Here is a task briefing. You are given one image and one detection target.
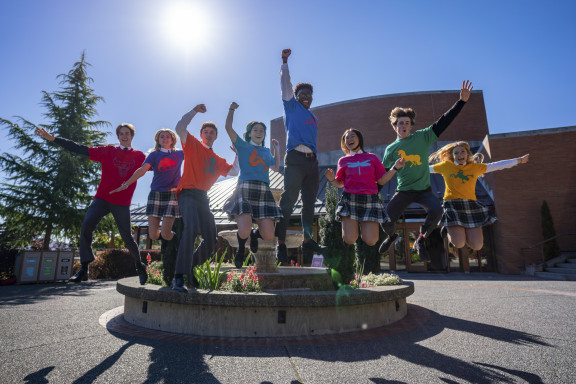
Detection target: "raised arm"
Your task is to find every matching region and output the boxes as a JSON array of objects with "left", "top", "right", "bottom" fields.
[
  {"left": 175, "top": 104, "right": 207, "bottom": 145},
  {"left": 280, "top": 48, "right": 294, "bottom": 101},
  {"left": 485, "top": 154, "right": 529, "bottom": 173},
  {"left": 35, "top": 127, "right": 89, "bottom": 156},
  {"left": 109, "top": 163, "right": 152, "bottom": 194},
  {"left": 270, "top": 139, "right": 281, "bottom": 172},
  {"left": 378, "top": 158, "right": 405, "bottom": 185},
  {"left": 324, "top": 169, "right": 344, "bottom": 189},
  {"left": 431, "top": 80, "right": 473, "bottom": 137},
  {"left": 225, "top": 102, "right": 239, "bottom": 143}
]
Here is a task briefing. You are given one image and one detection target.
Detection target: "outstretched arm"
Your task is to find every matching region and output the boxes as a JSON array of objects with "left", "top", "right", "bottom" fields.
[
  {"left": 109, "top": 163, "right": 152, "bottom": 194},
  {"left": 378, "top": 158, "right": 405, "bottom": 185},
  {"left": 280, "top": 48, "right": 294, "bottom": 101},
  {"left": 175, "top": 104, "right": 207, "bottom": 145},
  {"left": 485, "top": 154, "right": 529, "bottom": 173},
  {"left": 35, "top": 127, "right": 89, "bottom": 156},
  {"left": 270, "top": 139, "right": 281, "bottom": 172},
  {"left": 431, "top": 80, "right": 473, "bottom": 137},
  {"left": 225, "top": 102, "right": 239, "bottom": 143}
]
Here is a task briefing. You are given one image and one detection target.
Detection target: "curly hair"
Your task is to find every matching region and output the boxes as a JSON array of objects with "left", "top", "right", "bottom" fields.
[
  {"left": 389, "top": 107, "right": 416, "bottom": 126},
  {"left": 294, "top": 82, "right": 313, "bottom": 96},
  {"left": 340, "top": 128, "right": 364, "bottom": 155},
  {"left": 153, "top": 129, "right": 178, "bottom": 151},
  {"left": 429, "top": 141, "right": 484, "bottom": 164}
]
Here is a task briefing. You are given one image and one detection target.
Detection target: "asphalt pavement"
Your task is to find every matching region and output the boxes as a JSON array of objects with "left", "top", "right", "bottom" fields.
[{"left": 1, "top": 272, "right": 574, "bottom": 384}]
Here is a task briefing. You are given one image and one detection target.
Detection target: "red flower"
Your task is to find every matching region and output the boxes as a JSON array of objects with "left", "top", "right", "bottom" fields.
[{"left": 146, "top": 253, "right": 152, "bottom": 264}]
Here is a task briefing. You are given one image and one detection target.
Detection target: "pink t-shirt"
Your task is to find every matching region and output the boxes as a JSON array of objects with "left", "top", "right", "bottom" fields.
[
  {"left": 335, "top": 152, "right": 386, "bottom": 195},
  {"left": 89, "top": 146, "right": 145, "bottom": 205}
]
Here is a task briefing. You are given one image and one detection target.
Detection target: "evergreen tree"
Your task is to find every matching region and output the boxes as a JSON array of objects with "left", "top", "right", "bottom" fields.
[
  {"left": 540, "top": 200, "right": 561, "bottom": 261},
  {"left": 0, "top": 52, "right": 108, "bottom": 249},
  {"left": 318, "top": 182, "right": 355, "bottom": 285}
]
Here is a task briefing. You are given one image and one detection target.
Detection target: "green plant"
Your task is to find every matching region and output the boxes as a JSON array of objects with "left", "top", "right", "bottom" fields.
[
  {"left": 349, "top": 272, "right": 403, "bottom": 289},
  {"left": 220, "top": 266, "right": 262, "bottom": 292},
  {"left": 318, "top": 182, "right": 355, "bottom": 286},
  {"left": 355, "top": 237, "right": 382, "bottom": 274},
  {"left": 541, "top": 200, "right": 561, "bottom": 261},
  {"left": 193, "top": 251, "right": 227, "bottom": 290},
  {"left": 146, "top": 260, "right": 165, "bottom": 286}
]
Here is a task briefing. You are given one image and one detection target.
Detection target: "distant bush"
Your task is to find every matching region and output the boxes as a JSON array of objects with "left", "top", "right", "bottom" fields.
[{"left": 72, "top": 249, "right": 161, "bottom": 279}]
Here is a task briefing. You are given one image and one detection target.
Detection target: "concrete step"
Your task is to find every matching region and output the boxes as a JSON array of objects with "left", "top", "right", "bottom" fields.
[
  {"left": 565, "top": 258, "right": 576, "bottom": 264},
  {"left": 556, "top": 263, "right": 576, "bottom": 269},
  {"left": 547, "top": 267, "right": 576, "bottom": 275},
  {"left": 535, "top": 271, "right": 576, "bottom": 281},
  {"left": 561, "top": 252, "right": 576, "bottom": 258}
]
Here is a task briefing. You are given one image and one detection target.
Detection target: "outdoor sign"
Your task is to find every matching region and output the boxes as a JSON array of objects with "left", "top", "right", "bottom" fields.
[
  {"left": 16, "top": 252, "right": 41, "bottom": 283},
  {"left": 311, "top": 254, "right": 324, "bottom": 268},
  {"left": 55, "top": 251, "right": 74, "bottom": 280},
  {"left": 37, "top": 252, "right": 58, "bottom": 281}
]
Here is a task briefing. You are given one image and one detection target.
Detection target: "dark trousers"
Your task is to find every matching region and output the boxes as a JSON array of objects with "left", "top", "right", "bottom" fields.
[
  {"left": 384, "top": 187, "right": 442, "bottom": 237},
  {"left": 80, "top": 198, "right": 143, "bottom": 269},
  {"left": 276, "top": 150, "right": 319, "bottom": 242},
  {"left": 175, "top": 188, "right": 217, "bottom": 275}
]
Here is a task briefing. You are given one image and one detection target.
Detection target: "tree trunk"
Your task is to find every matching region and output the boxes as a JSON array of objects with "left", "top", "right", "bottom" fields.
[{"left": 43, "top": 226, "right": 53, "bottom": 250}]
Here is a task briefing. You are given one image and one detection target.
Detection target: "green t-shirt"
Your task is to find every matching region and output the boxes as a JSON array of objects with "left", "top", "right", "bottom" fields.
[{"left": 382, "top": 126, "right": 438, "bottom": 191}]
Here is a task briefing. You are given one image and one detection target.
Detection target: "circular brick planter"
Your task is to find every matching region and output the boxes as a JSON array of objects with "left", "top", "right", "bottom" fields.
[{"left": 117, "top": 277, "right": 414, "bottom": 338}]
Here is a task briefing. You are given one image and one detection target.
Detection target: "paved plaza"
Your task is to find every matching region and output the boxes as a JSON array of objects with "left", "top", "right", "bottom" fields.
[{"left": 1, "top": 272, "right": 574, "bottom": 383}]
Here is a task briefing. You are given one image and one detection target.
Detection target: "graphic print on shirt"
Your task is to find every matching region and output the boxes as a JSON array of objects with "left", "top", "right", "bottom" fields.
[
  {"left": 397, "top": 150, "right": 422, "bottom": 167},
  {"left": 347, "top": 160, "right": 371, "bottom": 175},
  {"left": 249, "top": 150, "right": 269, "bottom": 171},
  {"left": 303, "top": 118, "right": 318, "bottom": 128},
  {"left": 450, "top": 170, "right": 474, "bottom": 184},
  {"left": 113, "top": 157, "right": 136, "bottom": 177},
  {"left": 158, "top": 154, "right": 178, "bottom": 172},
  {"left": 203, "top": 157, "right": 218, "bottom": 176}
]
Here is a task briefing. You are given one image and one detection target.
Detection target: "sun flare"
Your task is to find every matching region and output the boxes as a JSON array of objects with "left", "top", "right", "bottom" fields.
[{"left": 162, "top": 3, "right": 210, "bottom": 49}]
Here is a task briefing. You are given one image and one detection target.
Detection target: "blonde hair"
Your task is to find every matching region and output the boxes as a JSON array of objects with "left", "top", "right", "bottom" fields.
[
  {"left": 429, "top": 141, "right": 484, "bottom": 164},
  {"left": 154, "top": 129, "right": 178, "bottom": 151}
]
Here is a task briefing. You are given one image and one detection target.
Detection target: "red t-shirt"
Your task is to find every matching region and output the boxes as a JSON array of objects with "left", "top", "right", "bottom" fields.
[
  {"left": 89, "top": 146, "right": 145, "bottom": 205},
  {"left": 177, "top": 133, "right": 232, "bottom": 195}
]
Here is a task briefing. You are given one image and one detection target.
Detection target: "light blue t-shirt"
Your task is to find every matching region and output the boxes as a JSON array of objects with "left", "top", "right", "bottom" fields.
[
  {"left": 234, "top": 136, "right": 275, "bottom": 183},
  {"left": 283, "top": 96, "right": 318, "bottom": 154}
]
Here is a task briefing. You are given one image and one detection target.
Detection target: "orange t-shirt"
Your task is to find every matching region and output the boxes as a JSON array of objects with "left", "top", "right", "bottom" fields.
[{"left": 176, "top": 133, "right": 232, "bottom": 195}]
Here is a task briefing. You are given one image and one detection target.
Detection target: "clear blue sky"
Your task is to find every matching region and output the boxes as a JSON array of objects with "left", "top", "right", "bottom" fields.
[{"left": 1, "top": 0, "right": 575, "bottom": 207}]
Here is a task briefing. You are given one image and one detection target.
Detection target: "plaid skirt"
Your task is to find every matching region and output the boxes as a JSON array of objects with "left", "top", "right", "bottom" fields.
[
  {"left": 146, "top": 190, "right": 180, "bottom": 218},
  {"left": 336, "top": 192, "right": 387, "bottom": 223},
  {"left": 440, "top": 199, "right": 497, "bottom": 228},
  {"left": 223, "top": 180, "right": 282, "bottom": 221}
]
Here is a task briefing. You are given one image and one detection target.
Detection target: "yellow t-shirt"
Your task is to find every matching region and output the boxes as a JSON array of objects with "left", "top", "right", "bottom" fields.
[{"left": 432, "top": 161, "right": 487, "bottom": 201}]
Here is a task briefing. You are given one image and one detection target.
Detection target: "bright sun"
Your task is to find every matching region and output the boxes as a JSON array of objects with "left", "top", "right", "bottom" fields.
[{"left": 162, "top": 2, "right": 210, "bottom": 49}]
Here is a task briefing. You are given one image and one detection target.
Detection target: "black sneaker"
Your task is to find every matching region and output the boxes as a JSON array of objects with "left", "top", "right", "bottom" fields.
[
  {"left": 69, "top": 268, "right": 88, "bottom": 283},
  {"left": 249, "top": 229, "right": 259, "bottom": 254},
  {"left": 171, "top": 277, "right": 188, "bottom": 293},
  {"left": 378, "top": 234, "right": 399, "bottom": 254},
  {"left": 301, "top": 239, "right": 326, "bottom": 254},
  {"left": 234, "top": 248, "right": 244, "bottom": 269},
  {"left": 276, "top": 243, "right": 288, "bottom": 263},
  {"left": 412, "top": 236, "right": 431, "bottom": 262}
]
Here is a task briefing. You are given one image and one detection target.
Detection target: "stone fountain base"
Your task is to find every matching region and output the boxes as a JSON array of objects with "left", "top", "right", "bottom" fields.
[{"left": 117, "top": 277, "right": 414, "bottom": 338}]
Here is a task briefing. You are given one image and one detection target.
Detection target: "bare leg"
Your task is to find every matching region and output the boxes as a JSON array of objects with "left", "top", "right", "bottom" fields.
[
  {"left": 360, "top": 221, "right": 380, "bottom": 246},
  {"left": 256, "top": 218, "right": 275, "bottom": 241},
  {"left": 465, "top": 227, "right": 484, "bottom": 250},
  {"left": 342, "top": 216, "right": 359, "bottom": 245},
  {"left": 148, "top": 216, "right": 161, "bottom": 240},
  {"left": 447, "top": 226, "right": 466, "bottom": 249},
  {"left": 235, "top": 214, "right": 253, "bottom": 239},
  {"left": 160, "top": 216, "right": 176, "bottom": 240}
]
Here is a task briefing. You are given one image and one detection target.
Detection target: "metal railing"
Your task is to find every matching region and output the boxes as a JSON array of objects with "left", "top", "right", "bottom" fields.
[{"left": 521, "top": 233, "right": 576, "bottom": 269}]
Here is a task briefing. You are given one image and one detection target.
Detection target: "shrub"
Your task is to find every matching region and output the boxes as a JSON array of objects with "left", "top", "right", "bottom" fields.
[
  {"left": 220, "top": 266, "right": 262, "bottom": 292},
  {"left": 349, "top": 272, "right": 403, "bottom": 289},
  {"left": 73, "top": 249, "right": 161, "bottom": 279}
]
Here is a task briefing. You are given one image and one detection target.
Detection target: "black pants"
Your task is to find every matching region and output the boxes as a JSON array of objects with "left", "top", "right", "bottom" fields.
[
  {"left": 384, "top": 187, "right": 442, "bottom": 237},
  {"left": 175, "top": 188, "right": 217, "bottom": 275},
  {"left": 276, "top": 150, "right": 319, "bottom": 242},
  {"left": 80, "top": 198, "right": 143, "bottom": 269}
]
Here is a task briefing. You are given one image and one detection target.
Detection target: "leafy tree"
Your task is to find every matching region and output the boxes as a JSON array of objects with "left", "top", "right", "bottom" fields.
[
  {"left": 541, "top": 200, "right": 561, "bottom": 261},
  {"left": 0, "top": 52, "right": 109, "bottom": 249},
  {"left": 318, "top": 182, "right": 355, "bottom": 285}
]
